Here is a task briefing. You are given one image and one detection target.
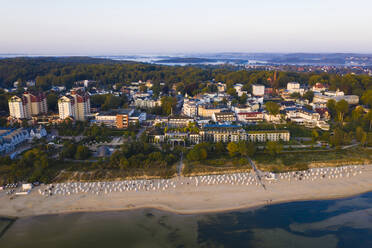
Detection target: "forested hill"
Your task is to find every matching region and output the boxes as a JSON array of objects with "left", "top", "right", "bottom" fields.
[{"left": 1, "top": 57, "right": 372, "bottom": 98}]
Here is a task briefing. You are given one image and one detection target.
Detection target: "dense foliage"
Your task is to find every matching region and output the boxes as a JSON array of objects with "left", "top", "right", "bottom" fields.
[{"left": 1, "top": 57, "right": 372, "bottom": 98}]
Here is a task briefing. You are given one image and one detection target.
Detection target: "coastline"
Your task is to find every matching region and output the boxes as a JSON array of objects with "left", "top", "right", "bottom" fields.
[{"left": 1, "top": 164, "right": 372, "bottom": 218}]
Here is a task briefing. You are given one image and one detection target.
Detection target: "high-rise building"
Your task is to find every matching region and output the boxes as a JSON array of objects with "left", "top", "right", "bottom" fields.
[
  {"left": 58, "top": 90, "right": 90, "bottom": 121},
  {"left": 58, "top": 96, "right": 75, "bottom": 120},
  {"left": 8, "top": 96, "right": 26, "bottom": 119},
  {"left": 22, "top": 92, "right": 48, "bottom": 118},
  {"left": 8, "top": 92, "right": 48, "bottom": 119}
]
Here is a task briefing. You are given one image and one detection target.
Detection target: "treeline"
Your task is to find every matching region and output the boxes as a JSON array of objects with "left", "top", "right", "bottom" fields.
[
  {"left": 1, "top": 57, "right": 372, "bottom": 98},
  {"left": 0, "top": 145, "right": 55, "bottom": 183},
  {"left": 97, "top": 141, "right": 179, "bottom": 170}
]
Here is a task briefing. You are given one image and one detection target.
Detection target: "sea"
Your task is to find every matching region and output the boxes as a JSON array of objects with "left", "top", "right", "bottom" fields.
[{"left": 1, "top": 192, "right": 372, "bottom": 248}]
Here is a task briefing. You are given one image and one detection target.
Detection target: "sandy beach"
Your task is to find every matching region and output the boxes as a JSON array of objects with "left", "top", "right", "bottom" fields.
[{"left": 1, "top": 164, "right": 372, "bottom": 218}]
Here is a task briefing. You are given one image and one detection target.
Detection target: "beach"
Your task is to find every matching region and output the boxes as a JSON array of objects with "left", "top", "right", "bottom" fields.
[{"left": 1, "top": 164, "right": 372, "bottom": 218}]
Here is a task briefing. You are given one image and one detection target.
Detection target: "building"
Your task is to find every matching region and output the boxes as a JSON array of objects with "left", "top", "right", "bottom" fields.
[
  {"left": 287, "top": 82, "right": 305, "bottom": 95},
  {"left": 58, "top": 90, "right": 91, "bottom": 121},
  {"left": 252, "top": 84, "right": 265, "bottom": 97},
  {"left": 29, "top": 126, "right": 47, "bottom": 139},
  {"left": 8, "top": 92, "right": 48, "bottom": 119},
  {"left": 312, "top": 83, "right": 328, "bottom": 92},
  {"left": 128, "top": 111, "right": 147, "bottom": 126},
  {"left": 198, "top": 104, "right": 226, "bottom": 118},
  {"left": 313, "top": 92, "right": 359, "bottom": 105},
  {"left": 22, "top": 92, "right": 48, "bottom": 117},
  {"left": 93, "top": 109, "right": 137, "bottom": 128},
  {"left": 234, "top": 84, "right": 244, "bottom": 96},
  {"left": 200, "top": 125, "right": 247, "bottom": 143},
  {"left": 212, "top": 112, "right": 236, "bottom": 123},
  {"left": 133, "top": 97, "right": 161, "bottom": 109},
  {"left": 237, "top": 112, "right": 264, "bottom": 123},
  {"left": 182, "top": 99, "right": 198, "bottom": 117},
  {"left": 8, "top": 96, "right": 26, "bottom": 119},
  {"left": 247, "top": 130, "right": 290, "bottom": 142},
  {"left": 285, "top": 107, "right": 325, "bottom": 129},
  {"left": 217, "top": 82, "right": 226, "bottom": 93},
  {"left": 168, "top": 115, "right": 194, "bottom": 128},
  {"left": 0, "top": 128, "right": 29, "bottom": 155},
  {"left": 58, "top": 96, "right": 75, "bottom": 120}
]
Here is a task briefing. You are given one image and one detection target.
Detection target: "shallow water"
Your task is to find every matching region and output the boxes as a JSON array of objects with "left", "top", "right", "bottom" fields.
[{"left": 2, "top": 192, "right": 372, "bottom": 248}]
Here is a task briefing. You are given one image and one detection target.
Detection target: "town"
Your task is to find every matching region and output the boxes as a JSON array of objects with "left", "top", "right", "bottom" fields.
[{"left": 0, "top": 58, "right": 372, "bottom": 187}]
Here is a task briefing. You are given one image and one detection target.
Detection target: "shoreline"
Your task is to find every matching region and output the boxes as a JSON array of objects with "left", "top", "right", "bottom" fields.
[{"left": 1, "top": 164, "right": 372, "bottom": 218}]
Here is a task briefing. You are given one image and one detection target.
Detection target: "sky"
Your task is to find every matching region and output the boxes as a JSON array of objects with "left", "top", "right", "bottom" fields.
[{"left": 0, "top": 0, "right": 372, "bottom": 55}]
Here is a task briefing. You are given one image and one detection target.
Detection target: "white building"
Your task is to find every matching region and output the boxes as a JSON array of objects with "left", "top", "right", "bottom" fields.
[
  {"left": 8, "top": 96, "right": 26, "bottom": 119},
  {"left": 58, "top": 90, "right": 91, "bottom": 121},
  {"left": 58, "top": 96, "right": 75, "bottom": 120},
  {"left": 252, "top": 84, "right": 265, "bottom": 97},
  {"left": 234, "top": 84, "right": 244, "bottom": 96},
  {"left": 182, "top": 99, "right": 198, "bottom": 117},
  {"left": 8, "top": 92, "right": 48, "bottom": 119},
  {"left": 134, "top": 97, "right": 161, "bottom": 109},
  {"left": 313, "top": 91, "right": 359, "bottom": 105},
  {"left": 287, "top": 82, "right": 305, "bottom": 95},
  {"left": 247, "top": 130, "right": 290, "bottom": 142},
  {"left": 30, "top": 126, "right": 47, "bottom": 139}
]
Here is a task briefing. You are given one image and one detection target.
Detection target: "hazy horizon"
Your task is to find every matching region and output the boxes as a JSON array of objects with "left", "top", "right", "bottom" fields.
[{"left": 1, "top": 0, "right": 372, "bottom": 54}]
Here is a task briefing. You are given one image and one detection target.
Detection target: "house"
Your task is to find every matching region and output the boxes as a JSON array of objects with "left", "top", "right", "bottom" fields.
[
  {"left": 0, "top": 128, "right": 29, "bottom": 155},
  {"left": 312, "top": 83, "right": 328, "bottom": 92},
  {"left": 29, "top": 126, "right": 47, "bottom": 139}
]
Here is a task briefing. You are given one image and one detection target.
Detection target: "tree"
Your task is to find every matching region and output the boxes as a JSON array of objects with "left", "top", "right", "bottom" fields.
[
  {"left": 335, "top": 100, "right": 348, "bottom": 122},
  {"left": 311, "top": 130, "right": 319, "bottom": 142},
  {"left": 356, "top": 126, "right": 365, "bottom": 141},
  {"left": 290, "top": 92, "right": 301, "bottom": 99},
  {"left": 265, "top": 102, "right": 280, "bottom": 116},
  {"left": 227, "top": 142, "right": 239, "bottom": 157},
  {"left": 265, "top": 141, "right": 283, "bottom": 156},
  {"left": 215, "top": 142, "right": 225, "bottom": 154},
  {"left": 161, "top": 96, "right": 177, "bottom": 115},
  {"left": 361, "top": 90, "right": 372, "bottom": 107},
  {"left": 330, "top": 128, "right": 344, "bottom": 147},
  {"left": 75, "top": 145, "right": 90, "bottom": 160},
  {"left": 239, "top": 93, "right": 248, "bottom": 104},
  {"left": 186, "top": 147, "right": 207, "bottom": 161},
  {"left": 366, "top": 110, "right": 372, "bottom": 131},
  {"left": 352, "top": 106, "right": 364, "bottom": 123},
  {"left": 303, "top": 90, "right": 314, "bottom": 102},
  {"left": 140, "top": 85, "right": 147, "bottom": 93},
  {"left": 237, "top": 141, "right": 256, "bottom": 157},
  {"left": 327, "top": 99, "right": 337, "bottom": 119},
  {"left": 227, "top": 87, "right": 237, "bottom": 97},
  {"left": 47, "top": 93, "right": 58, "bottom": 112}
]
